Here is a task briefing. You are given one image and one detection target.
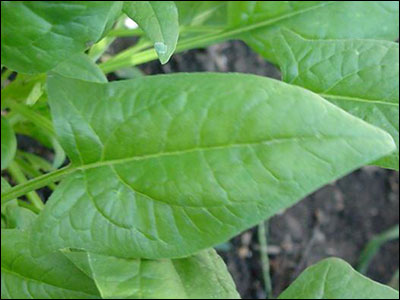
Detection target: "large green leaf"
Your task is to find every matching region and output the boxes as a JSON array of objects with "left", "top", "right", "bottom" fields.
[
  {"left": 1, "top": 1, "right": 122, "bottom": 73},
  {"left": 228, "top": 1, "right": 399, "bottom": 64},
  {"left": 63, "top": 249, "right": 239, "bottom": 299},
  {"left": 123, "top": 1, "right": 179, "bottom": 64},
  {"left": 1, "top": 229, "right": 100, "bottom": 299},
  {"left": 271, "top": 30, "right": 399, "bottom": 170},
  {"left": 1, "top": 117, "right": 17, "bottom": 170},
  {"left": 32, "top": 73, "right": 395, "bottom": 259},
  {"left": 278, "top": 258, "right": 399, "bottom": 299}
]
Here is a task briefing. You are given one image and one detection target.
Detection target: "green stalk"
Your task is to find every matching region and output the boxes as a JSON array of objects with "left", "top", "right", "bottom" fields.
[
  {"left": 7, "top": 100, "right": 55, "bottom": 135},
  {"left": 258, "top": 221, "right": 273, "bottom": 299},
  {"left": 106, "top": 28, "right": 144, "bottom": 37},
  {"left": 17, "top": 199, "right": 41, "bottom": 214},
  {"left": 7, "top": 161, "right": 45, "bottom": 210},
  {"left": 1, "top": 165, "right": 74, "bottom": 205},
  {"left": 15, "top": 157, "right": 57, "bottom": 190},
  {"left": 1, "top": 68, "right": 13, "bottom": 81},
  {"left": 357, "top": 225, "right": 400, "bottom": 274},
  {"left": 99, "top": 2, "right": 333, "bottom": 73}
]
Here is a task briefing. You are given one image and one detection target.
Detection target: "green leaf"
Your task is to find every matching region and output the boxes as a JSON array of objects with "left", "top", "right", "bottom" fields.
[
  {"left": 1, "top": 229, "right": 100, "bottom": 299},
  {"left": 1, "top": 117, "right": 17, "bottom": 170},
  {"left": 228, "top": 1, "right": 399, "bottom": 64},
  {"left": 278, "top": 258, "right": 399, "bottom": 299},
  {"left": 271, "top": 30, "right": 399, "bottom": 170},
  {"left": 63, "top": 249, "right": 240, "bottom": 299},
  {"left": 52, "top": 53, "right": 107, "bottom": 83},
  {"left": 123, "top": 1, "right": 179, "bottom": 64},
  {"left": 2, "top": 202, "right": 37, "bottom": 230},
  {"left": 1, "top": 1, "right": 122, "bottom": 74},
  {"left": 176, "top": 1, "right": 227, "bottom": 26},
  {"left": 32, "top": 73, "right": 395, "bottom": 259}
]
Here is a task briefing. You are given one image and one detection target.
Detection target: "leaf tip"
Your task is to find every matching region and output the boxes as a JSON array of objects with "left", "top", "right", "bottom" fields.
[{"left": 154, "top": 42, "right": 170, "bottom": 64}]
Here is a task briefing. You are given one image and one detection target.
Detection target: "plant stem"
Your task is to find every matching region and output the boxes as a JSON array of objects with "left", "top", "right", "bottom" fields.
[
  {"left": 258, "top": 220, "right": 273, "bottom": 299},
  {"left": 1, "top": 68, "right": 13, "bottom": 81},
  {"left": 7, "top": 161, "right": 45, "bottom": 210},
  {"left": 15, "top": 157, "right": 57, "bottom": 190},
  {"left": 99, "top": 2, "right": 332, "bottom": 73},
  {"left": 107, "top": 28, "right": 144, "bottom": 37},
  {"left": 357, "top": 225, "right": 400, "bottom": 274},
  {"left": 7, "top": 100, "right": 55, "bottom": 135},
  {"left": 1, "top": 165, "right": 74, "bottom": 205},
  {"left": 17, "top": 199, "right": 41, "bottom": 214}
]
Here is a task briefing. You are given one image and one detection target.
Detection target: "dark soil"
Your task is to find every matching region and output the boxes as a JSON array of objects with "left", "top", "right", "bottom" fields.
[{"left": 135, "top": 40, "right": 399, "bottom": 298}]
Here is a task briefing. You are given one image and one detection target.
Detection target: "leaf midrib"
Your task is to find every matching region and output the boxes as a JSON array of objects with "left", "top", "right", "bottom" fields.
[
  {"left": 74, "top": 135, "right": 373, "bottom": 173},
  {"left": 185, "top": 1, "right": 337, "bottom": 45},
  {"left": 320, "top": 94, "right": 399, "bottom": 107}
]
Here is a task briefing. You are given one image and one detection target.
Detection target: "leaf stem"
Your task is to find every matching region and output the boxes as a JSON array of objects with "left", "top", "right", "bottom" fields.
[
  {"left": 15, "top": 156, "right": 57, "bottom": 190},
  {"left": 7, "top": 161, "right": 45, "bottom": 210},
  {"left": 99, "top": 2, "right": 333, "bottom": 73},
  {"left": 357, "top": 225, "right": 400, "bottom": 274},
  {"left": 7, "top": 100, "right": 55, "bottom": 135},
  {"left": 1, "top": 68, "right": 13, "bottom": 81},
  {"left": 1, "top": 165, "right": 74, "bottom": 205},
  {"left": 17, "top": 199, "right": 41, "bottom": 214},
  {"left": 258, "top": 220, "right": 273, "bottom": 299},
  {"left": 106, "top": 28, "right": 144, "bottom": 37}
]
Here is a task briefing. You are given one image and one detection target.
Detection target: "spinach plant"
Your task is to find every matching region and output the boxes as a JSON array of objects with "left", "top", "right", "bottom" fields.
[{"left": 1, "top": 1, "right": 399, "bottom": 299}]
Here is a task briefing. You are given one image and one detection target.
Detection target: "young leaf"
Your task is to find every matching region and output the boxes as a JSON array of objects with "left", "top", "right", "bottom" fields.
[
  {"left": 1, "top": 1, "right": 122, "bottom": 73},
  {"left": 123, "top": 1, "right": 179, "bottom": 64},
  {"left": 278, "top": 258, "right": 399, "bottom": 299},
  {"left": 228, "top": 1, "right": 399, "bottom": 64},
  {"left": 52, "top": 53, "right": 107, "bottom": 83},
  {"left": 1, "top": 229, "right": 100, "bottom": 299},
  {"left": 1, "top": 116, "right": 17, "bottom": 170},
  {"left": 32, "top": 73, "right": 395, "bottom": 259},
  {"left": 271, "top": 31, "right": 399, "bottom": 170},
  {"left": 63, "top": 249, "right": 240, "bottom": 299}
]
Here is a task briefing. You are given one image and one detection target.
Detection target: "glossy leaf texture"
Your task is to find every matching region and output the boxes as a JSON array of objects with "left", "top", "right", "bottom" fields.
[
  {"left": 228, "top": 1, "right": 399, "bottom": 64},
  {"left": 271, "top": 31, "right": 399, "bottom": 170},
  {"left": 52, "top": 53, "right": 107, "bottom": 83},
  {"left": 63, "top": 249, "right": 239, "bottom": 299},
  {"left": 1, "top": 117, "right": 17, "bottom": 170},
  {"left": 123, "top": 1, "right": 179, "bottom": 64},
  {"left": 1, "top": 1, "right": 122, "bottom": 73},
  {"left": 1, "top": 229, "right": 100, "bottom": 299},
  {"left": 32, "top": 73, "right": 396, "bottom": 259},
  {"left": 278, "top": 258, "right": 399, "bottom": 299}
]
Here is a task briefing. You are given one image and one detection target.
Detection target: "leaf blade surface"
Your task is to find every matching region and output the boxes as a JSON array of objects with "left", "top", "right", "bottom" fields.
[{"left": 32, "top": 73, "right": 396, "bottom": 259}]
